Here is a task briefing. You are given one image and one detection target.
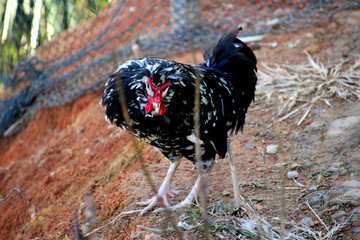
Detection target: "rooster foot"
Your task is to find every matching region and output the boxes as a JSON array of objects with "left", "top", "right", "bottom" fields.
[
  {"left": 154, "top": 175, "right": 203, "bottom": 213},
  {"left": 138, "top": 188, "right": 179, "bottom": 215}
]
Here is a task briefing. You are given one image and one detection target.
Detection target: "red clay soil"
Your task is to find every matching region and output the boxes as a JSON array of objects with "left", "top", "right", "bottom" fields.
[{"left": 1, "top": 9, "right": 359, "bottom": 240}]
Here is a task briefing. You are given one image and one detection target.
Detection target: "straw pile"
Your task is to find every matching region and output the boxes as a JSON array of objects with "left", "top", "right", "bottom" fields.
[{"left": 257, "top": 53, "right": 360, "bottom": 125}]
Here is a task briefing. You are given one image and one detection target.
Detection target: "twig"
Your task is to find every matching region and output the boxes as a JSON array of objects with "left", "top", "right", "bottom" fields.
[
  {"left": 292, "top": 178, "right": 305, "bottom": 188},
  {"left": 137, "top": 224, "right": 168, "bottom": 234},
  {"left": 84, "top": 209, "right": 142, "bottom": 237},
  {"left": 0, "top": 188, "right": 29, "bottom": 234},
  {"left": 322, "top": 212, "right": 353, "bottom": 239},
  {"left": 297, "top": 104, "right": 312, "bottom": 126},
  {"left": 186, "top": 9, "right": 210, "bottom": 239},
  {"left": 306, "top": 200, "right": 329, "bottom": 233}
]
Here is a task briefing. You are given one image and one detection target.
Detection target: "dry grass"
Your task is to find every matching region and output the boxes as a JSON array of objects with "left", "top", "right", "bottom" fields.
[
  {"left": 81, "top": 196, "right": 350, "bottom": 239},
  {"left": 204, "top": 197, "right": 351, "bottom": 239},
  {"left": 257, "top": 53, "right": 360, "bottom": 125}
]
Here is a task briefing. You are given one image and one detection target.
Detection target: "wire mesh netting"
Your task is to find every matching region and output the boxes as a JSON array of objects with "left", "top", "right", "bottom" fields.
[{"left": 1, "top": 0, "right": 359, "bottom": 136}]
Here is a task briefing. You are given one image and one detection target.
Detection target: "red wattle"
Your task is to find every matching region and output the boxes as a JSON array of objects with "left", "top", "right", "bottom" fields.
[
  {"left": 159, "top": 103, "right": 166, "bottom": 115},
  {"left": 145, "top": 101, "right": 153, "bottom": 113}
]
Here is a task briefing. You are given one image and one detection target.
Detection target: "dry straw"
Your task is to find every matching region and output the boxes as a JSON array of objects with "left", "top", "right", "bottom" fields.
[{"left": 257, "top": 52, "right": 360, "bottom": 125}]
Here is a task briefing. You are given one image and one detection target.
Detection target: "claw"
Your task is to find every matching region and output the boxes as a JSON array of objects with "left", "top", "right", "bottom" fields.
[
  {"left": 137, "top": 161, "right": 181, "bottom": 214},
  {"left": 137, "top": 198, "right": 155, "bottom": 206},
  {"left": 136, "top": 160, "right": 208, "bottom": 215},
  {"left": 154, "top": 199, "right": 193, "bottom": 213},
  {"left": 138, "top": 189, "right": 177, "bottom": 215},
  {"left": 140, "top": 174, "right": 204, "bottom": 214}
]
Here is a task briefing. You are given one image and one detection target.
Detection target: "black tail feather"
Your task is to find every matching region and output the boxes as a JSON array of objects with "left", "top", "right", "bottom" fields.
[{"left": 204, "top": 27, "right": 257, "bottom": 120}]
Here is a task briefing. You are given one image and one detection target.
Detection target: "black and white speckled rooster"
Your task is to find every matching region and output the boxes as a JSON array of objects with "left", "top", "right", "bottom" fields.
[{"left": 101, "top": 28, "right": 257, "bottom": 214}]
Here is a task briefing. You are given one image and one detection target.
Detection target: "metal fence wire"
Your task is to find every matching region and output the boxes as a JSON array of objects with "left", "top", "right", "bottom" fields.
[{"left": 0, "top": 0, "right": 359, "bottom": 136}]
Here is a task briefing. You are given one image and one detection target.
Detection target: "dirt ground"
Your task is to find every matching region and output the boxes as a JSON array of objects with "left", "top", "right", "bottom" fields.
[{"left": 1, "top": 9, "right": 359, "bottom": 240}]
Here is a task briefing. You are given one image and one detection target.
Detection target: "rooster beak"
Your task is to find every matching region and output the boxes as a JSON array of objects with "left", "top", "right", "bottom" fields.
[{"left": 153, "top": 103, "right": 161, "bottom": 115}]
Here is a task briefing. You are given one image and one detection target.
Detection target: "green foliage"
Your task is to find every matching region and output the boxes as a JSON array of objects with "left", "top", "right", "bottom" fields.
[
  {"left": 185, "top": 208, "right": 202, "bottom": 223},
  {"left": 0, "top": 0, "right": 111, "bottom": 84},
  {"left": 211, "top": 224, "right": 228, "bottom": 233}
]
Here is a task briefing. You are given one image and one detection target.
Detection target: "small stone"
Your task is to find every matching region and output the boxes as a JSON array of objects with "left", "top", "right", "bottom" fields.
[
  {"left": 287, "top": 171, "right": 299, "bottom": 179},
  {"left": 241, "top": 219, "right": 256, "bottom": 231},
  {"left": 245, "top": 144, "right": 256, "bottom": 149},
  {"left": 85, "top": 148, "right": 90, "bottom": 155},
  {"left": 308, "top": 192, "right": 326, "bottom": 206},
  {"left": 302, "top": 159, "right": 313, "bottom": 169},
  {"left": 327, "top": 116, "right": 360, "bottom": 137},
  {"left": 341, "top": 180, "right": 360, "bottom": 188},
  {"left": 342, "top": 189, "right": 360, "bottom": 199},
  {"left": 308, "top": 196, "right": 323, "bottom": 206},
  {"left": 222, "top": 191, "right": 231, "bottom": 196},
  {"left": 266, "top": 145, "right": 278, "bottom": 155},
  {"left": 331, "top": 210, "right": 348, "bottom": 221},
  {"left": 129, "top": 6, "right": 137, "bottom": 13},
  {"left": 177, "top": 221, "right": 191, "bottom": 229},
  {"left": 309, "top": 186, "right": 318, "bottom": 192},
  {"left": 273, "top": 162, "right": 287, "bottom": 169},
  {"left": 305, "top": 32, "right": 314, "bottom": 38}
]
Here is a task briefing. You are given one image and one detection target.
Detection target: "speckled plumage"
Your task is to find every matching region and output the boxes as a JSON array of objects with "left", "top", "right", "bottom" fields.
[{"left": 101, "top": 29, "right": 257, "bottom": 172}]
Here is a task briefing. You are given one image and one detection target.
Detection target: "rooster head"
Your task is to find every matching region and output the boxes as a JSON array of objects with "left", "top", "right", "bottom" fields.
[{"left": 145, "top": 78, "right": 170, "bottom": 115}]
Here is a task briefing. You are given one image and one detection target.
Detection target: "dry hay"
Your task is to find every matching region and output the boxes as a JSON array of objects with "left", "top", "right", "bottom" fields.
[
  {"left": 257, "top": 52, "right": 360, "bottom": 125},
  {"left": 84, "top": 198, "right": 350, "bottom": 239},
  {"left": 133, "top": 199, "right": 351, "bottom": 239}
]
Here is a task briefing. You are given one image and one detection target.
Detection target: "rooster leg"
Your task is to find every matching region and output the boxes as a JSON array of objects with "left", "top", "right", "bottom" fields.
[
  {"left": 155, "top": 172, "right": 208, "bottom": 212},
  {"left": 138, "top": 160, "right": 181, "bottom": 214}
]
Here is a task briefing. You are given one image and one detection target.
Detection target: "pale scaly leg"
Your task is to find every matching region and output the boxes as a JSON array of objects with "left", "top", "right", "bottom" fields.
[
  {"left": 138, "top": 160, "right": 181, "bottom": 214},
  {"left": 154, "top": 172, "right": 209, "bottom": 212}
]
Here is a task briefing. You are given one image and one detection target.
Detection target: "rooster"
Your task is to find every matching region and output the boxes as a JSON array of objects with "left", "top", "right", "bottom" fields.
[{"left": 101, "top": 28, "right": 257, "bottom": 214}]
